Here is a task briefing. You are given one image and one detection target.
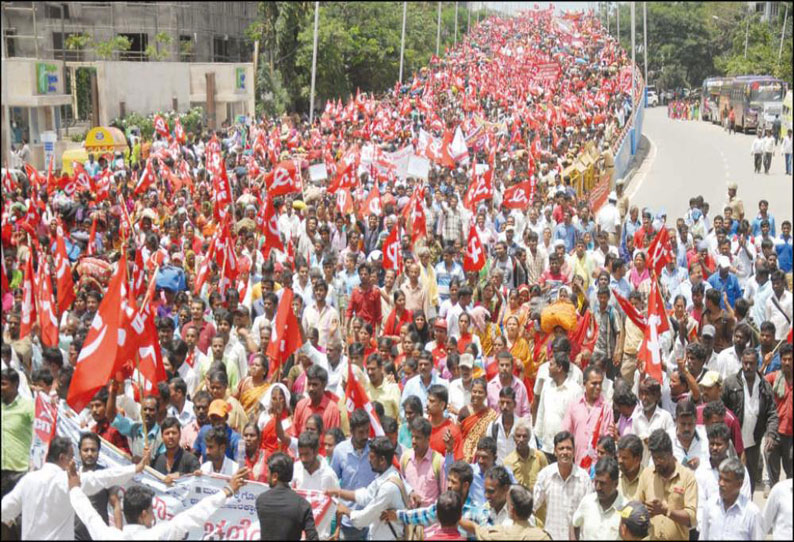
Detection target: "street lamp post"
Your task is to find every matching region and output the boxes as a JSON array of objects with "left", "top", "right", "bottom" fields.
[
  {"left": 437, "top": 2, "right": 442, "bottom": 57},
  {"left": 309, "top": 1, "right": 319, "bottom": 125},
  {"left": 399, "top": 1, "right": 407, "bottom": 83},
  {"left": 780, "top": 3, "right": 788, "bottom": 60}
]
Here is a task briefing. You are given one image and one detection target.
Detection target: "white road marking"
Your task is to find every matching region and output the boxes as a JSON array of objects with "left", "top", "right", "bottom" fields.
[{"left": 628, "top": 134, "right": 657, "bottom": 201}]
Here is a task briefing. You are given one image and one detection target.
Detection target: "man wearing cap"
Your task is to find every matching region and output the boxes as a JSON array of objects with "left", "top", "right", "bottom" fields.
[
  {"left": 707, "top": 256, "right": 742, "bottom": 310},
  {"left": 725, "top": 182, "right": 745, "bottom": 221},
  {"left": 618, "top": 501, "right": 650, "bottom": 541},
  {"left": 193, "top": 399, "right": 242, "bottom": 463}
]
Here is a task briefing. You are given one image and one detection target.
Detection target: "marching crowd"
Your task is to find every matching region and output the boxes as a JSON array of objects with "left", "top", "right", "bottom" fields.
[{"left": 2, "top": 7, "right": 793, "bottom": 542}]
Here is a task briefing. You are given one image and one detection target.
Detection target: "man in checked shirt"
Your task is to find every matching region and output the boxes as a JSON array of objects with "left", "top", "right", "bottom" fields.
[{"left": 380, "top": 461, "right": 491, "bottom": 540}]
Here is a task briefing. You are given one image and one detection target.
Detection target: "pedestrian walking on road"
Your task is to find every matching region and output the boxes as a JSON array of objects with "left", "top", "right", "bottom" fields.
[
  {"left": 763, "top": 131, "right": 776, "bottom": 174},
  {"left": 752, "top": 132, "right": 764, "bottom": 173},
  {"left": 729, "top": 108, "right": 736, "bottom": 135},
  {"left": 782, "top": 129, "right": 793, "bottom": 176}
]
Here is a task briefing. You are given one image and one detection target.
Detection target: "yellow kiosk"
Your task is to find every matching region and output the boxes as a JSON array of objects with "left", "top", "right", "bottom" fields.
[{"left": 61, "top": 126, "right": 129, "bottom": 174}]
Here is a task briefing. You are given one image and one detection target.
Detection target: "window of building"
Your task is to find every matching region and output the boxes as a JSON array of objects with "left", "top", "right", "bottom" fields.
[
  {"left": 5, "top": 28, "right": 17, "bottom": 57},
  {"left": 45, "top": 4, "right": 69, "bottom": 19},
  {"left": 118, "top": 32, "right": 148, "bottom": 61},
  {"left": 179, "top": 34, "right": 194, "bottom": 62},
  {"left": 213, "top": 35, "right": 229, "bottom": 62}
]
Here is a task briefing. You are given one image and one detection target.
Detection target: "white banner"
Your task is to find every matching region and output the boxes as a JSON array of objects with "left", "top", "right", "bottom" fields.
[
  {"left": 56, "top": 408, "right": 332, "bottom": 540},
  {"left": 406, "top": 155, "right": 430, "bottom": 180}
]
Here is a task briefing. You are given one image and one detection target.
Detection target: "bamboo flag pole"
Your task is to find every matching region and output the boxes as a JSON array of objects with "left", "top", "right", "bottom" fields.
[{"left": 136, "top": 263, "right": 159, "bottom": 448}]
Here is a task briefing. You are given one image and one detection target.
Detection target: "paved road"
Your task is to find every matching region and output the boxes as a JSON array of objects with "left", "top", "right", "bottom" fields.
[{"left": 628, "top": 106, "right": 793, "bottom": 223}]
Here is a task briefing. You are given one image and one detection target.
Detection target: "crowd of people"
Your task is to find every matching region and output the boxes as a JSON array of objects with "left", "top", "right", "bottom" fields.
[
  {"left": 667, "top": 99, "right": 700, "bottom": 121},
  {"left": 2, "top": 7, "right": 793, "bottom": 542}
]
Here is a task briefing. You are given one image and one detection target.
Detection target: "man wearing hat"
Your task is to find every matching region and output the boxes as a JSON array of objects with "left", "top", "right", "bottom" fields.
[
  {"left": 618, "top": 501, "right": 650, "bottom": 541},
  {"left": 726, "top": 182, "right": 744, "bottom": 221}
]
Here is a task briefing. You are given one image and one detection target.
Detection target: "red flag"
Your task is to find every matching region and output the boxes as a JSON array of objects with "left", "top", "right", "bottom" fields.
[
  {"left": 53, "top": 223, "right": 76, "bottom": 315},
  {"left": 118, "top": 269, "right": 167, "bottom": 395},
  {"left": 502, "top": 180, "right": 533, "bottom": 209},
  {"left": 408, "top": 196, "right": 427, "bottom": 245},
  {"left": 345, "top": 360, "right": 385, "bottom": 438},
  {"left": 463, "top": 222, "right": 486, "bottom": 272},
  {"left": 94, "top": 170, "right": 111, "bottom": 203},
  {"left": 67, "top": 253, "right": 128, "bottom": 412},
  {"left": 256, "top": 195, "right": 284, "bottom": 257},
  {"left": 2, "top": 168, "right": 18, "bottom": 194},
  {"left": 212, "top": 160, "right": 233, "bottom": 222},
  {"left": 36, "top": 256, "right": 59, "bottom": 348},
  {"left": 266, "top": 288, "right": 302, "bottom": 377},
  {"left": 285, "top": 238, "right": 295, "bottom": 271},
  {"left": 131, "top": 246, "right": 146, "bottom": 300},
  {"left": 647, "top": 227, "right": 674, "bottom": 277},
  {"left": 463, "top": 170, "right": 493, "bottom": 210},
  {"left": 637, "top": 281, "right": 670, "bottom": 383},
  {"left": 328, "top": 147, "right": 360, "bottom": 194},
  {"left": 362, "top": 185, "right": 382, "bottom": 218},
  {"left": 153, "top": 114, "right": 170, "bottom": 139},
  {"left": 133, "top": 159, "right": 156, "bottom": 196},
  {"left": 611, "top": 289, "right": 647, "bottom": 331},
  {"left": 174, "top": 117, "right": 186, "bottom": 144},
  {"left": 264, "top": 160, "right": 301, "bottom": 197},
  {"left": 72, "top": 163, "right": 92, "bottom": 193},
  {"left": 24, "top": 164, "right": 45, "bottom": 189},
  {"left": 19, "top": 254, "right": 37, "bottom": 340},
  {"left": 382, "top": 225, "right": 402, "bottom": 272},
  {"left": 336, "top": 188, "right": 354, "bottom": 216}
]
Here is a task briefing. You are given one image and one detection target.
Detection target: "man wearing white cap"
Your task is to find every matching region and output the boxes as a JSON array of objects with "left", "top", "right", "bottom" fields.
[
  {"left": 707, "top": 255, "right": 743, "bottom": 310},
  {"left": 597, "top": 191, "right": 622, "bottom": 246}
]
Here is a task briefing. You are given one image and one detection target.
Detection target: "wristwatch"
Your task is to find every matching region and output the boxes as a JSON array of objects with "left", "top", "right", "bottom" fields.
[{"left": 223, "top": 486, "right": 234, "bottom": 498}]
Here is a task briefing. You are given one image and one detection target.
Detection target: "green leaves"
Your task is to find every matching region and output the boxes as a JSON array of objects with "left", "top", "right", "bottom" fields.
[{"left": 246, "top": 1, "right": 474, "bottom": 114}]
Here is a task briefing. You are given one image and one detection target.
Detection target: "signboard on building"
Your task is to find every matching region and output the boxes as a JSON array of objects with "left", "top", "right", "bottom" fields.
[
  {"left": 235, "top": 67, "right": 246, "bottom": 91},
  {"left": 36, "top": 63, "right": 59, "bottom": 94}
]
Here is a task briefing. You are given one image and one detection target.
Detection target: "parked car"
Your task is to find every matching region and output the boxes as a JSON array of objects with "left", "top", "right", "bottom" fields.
[{"left": 646, "top": 90, "right": 659, "bottom": 107}]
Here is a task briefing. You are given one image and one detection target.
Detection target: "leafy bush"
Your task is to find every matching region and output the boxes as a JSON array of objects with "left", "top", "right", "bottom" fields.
[{"left": 109, "top": 107, "right": 206, "bottom": 141}]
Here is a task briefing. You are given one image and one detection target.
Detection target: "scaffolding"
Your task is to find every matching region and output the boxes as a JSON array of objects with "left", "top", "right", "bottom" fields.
[{"left": 2, "top": 2, "right": 258, "bottom": 63}]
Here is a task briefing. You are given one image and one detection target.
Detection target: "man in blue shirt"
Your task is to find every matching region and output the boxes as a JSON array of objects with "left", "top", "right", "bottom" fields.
[
  {"left": 330, "top": 409, "right": 375, "bottom": 540},
  {"left": 192, "top": 399, "right": 241, "bottom": 463},
  {"left": 707, "top": 256, "right": 743, "bottom": 309},
  {"left": 751, "top": 200, "right": 776, "bottom": 237},
  {"left": 775, "top": 220, "right": 792, "bottom": 273},
  {"left": 553, "top": 210, "right": 579, "bottom": 253},
  {"left": 467, "top": 437, "right": 516, "bottom": 507},
  {"left": 400, "top": 352, "right": 449, "bottom": 414}
]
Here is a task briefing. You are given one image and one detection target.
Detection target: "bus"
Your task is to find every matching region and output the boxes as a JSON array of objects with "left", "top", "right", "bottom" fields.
[
  {"left": 726, "top": 76, "right": 787, "bottom": 133},
  {"left": 701, "top": 77, "right": 731, "bottom": 123}
]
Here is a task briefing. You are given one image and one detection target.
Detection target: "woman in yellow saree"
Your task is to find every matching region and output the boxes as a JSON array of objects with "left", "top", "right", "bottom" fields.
[
  {"left": 235, "top": 354, "right": 270, "bottom": 418},
  {"left": 457, "top": 378, "right": 498, "bottom": 463}
]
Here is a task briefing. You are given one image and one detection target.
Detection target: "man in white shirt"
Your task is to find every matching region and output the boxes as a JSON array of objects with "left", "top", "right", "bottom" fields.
[
  {"left": 762, "top": 130, "right": 776, "bottom": 174},
  {"left": 167, "top": 376, "right": 195, "bottom": 427},
  {"left": 762, "top": 478, "right": 793, "bottom": 541},
  {"left": 695, "top": 422, "right": 752, "bottom": 534},
  {"left": 751, "top": 132, "right": 764, "bottom": 173},
  {"left": 328, "top": 436, "right": 407, "bottom": 540},
  {"left": 198, "top": 427, "right": 239, "bottom": 476},
  {"left": 765, "top": 271, "right": 792, "bottom": 340},
  {"left": 572, "top": 456, "right": 624, "bottom": 541},
  {"left": 631, "top": 377, "right": 674, "bottom": 465},
  {"left": 448, "top": 354, "right": 475, "bottom": 418},
  {"left": 69, "top": 462, "right": 248, "bottom": 540},
  {"left": 292, "top": 431, "right": 339, "bottom": 539},
  {"left": 714, "top": 324, "right": 752, "bottom": 379},
  {"left": 534, "top": 352, "right": 583, "bottom": 458},
  {"left": 700, "top": 457, "right": 763, "bottom": 540},
  {"left": 596, "top": 192, "right": 622, "bottom": 246},
  {"left": 1, "top": 437, "right": 148, "bottom": 540}
]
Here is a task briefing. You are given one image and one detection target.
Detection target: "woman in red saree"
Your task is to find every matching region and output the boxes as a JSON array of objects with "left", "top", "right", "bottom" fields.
[
  {"left": 382, "top": 290, "right": 413, "bottom": 342},
  {"left": 257, "top": 383, "right": 292, "bottom": 458},
  {"left": 457, "top": 378, "right": 499, "bottom": 463}
]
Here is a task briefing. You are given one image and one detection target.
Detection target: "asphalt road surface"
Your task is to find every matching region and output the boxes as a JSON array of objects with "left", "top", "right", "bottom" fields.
[{"left": 628, "top": 106, "right": 793, "bottom": 223}]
